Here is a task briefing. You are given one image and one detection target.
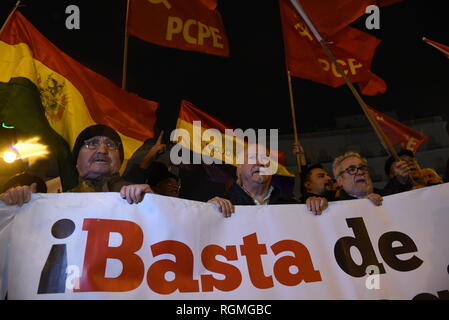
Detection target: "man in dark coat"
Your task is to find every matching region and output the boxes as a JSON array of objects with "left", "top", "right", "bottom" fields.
[
  {"left": 299, "top": 164, "right": 337, "bottom": 203},
  {"left": 332, "top": 152, "right": 384, "bottom": 206},
  {"left": 208, "top": 143, "right": 328, "bottom": 217}
]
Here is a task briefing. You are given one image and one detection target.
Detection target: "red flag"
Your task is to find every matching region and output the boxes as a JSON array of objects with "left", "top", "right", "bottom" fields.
[
  {"left": 368, "top": 106, "right": 428, "bottom": 153},
  {"left": 294, "top": 0, "right": 404, "bottom": 37},
  {"left": 128, "top": 0, "right": 229, "bottom": 57},
  {"left": 279, "top": 0, "right": 386, "bottom": 95},
  {"left": 422, "top": 37, "right": 449, "bottom": 59}
]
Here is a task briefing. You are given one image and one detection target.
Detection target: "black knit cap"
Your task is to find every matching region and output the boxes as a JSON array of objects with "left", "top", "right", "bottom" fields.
[
  {"left": 72, "top": 124, "right": 124, "bottom": 165},
  {"left": 384, "top": 149, "right": 415, "bottom": 175}
]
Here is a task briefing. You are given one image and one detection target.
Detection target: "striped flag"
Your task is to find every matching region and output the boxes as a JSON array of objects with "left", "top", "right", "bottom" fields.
[
  {"left": 0, "top": 11, "right": 158, "bottom": 190},
  {"left": 174, "top": 100, "right": 293, "bottom": 177}
]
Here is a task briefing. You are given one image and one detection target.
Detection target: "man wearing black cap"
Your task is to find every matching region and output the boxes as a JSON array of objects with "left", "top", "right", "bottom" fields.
[
  {"left": 383, "top": 149, "right": 426, "bottom": 195},
  {"left": 0, "top": 124, "right": 153, "bottom": 205},
  {"left": 70, "top": 124, "right": 127, "bottom": 192}
]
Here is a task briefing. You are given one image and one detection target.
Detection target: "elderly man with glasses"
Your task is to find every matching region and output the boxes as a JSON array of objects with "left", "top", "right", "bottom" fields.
[
  {"left": 0, "top": 125, "right": 153, "bottom": 205},
  {"left": 333, "top": 152, "right": 385, "bottom": 206}
]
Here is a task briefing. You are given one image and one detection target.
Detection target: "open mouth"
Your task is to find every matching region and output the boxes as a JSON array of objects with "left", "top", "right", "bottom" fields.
[
  {"left": 355, "top": 178, "right": 367, "bottom": 183},
  {"left": 92, "top": 156, "right": 110, "bottom": 164}
]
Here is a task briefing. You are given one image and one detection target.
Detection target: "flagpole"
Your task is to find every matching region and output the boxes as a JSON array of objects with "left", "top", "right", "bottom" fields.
[
  {"left": 289, "top": 0, "right": 400, "bottom": 162},
  {"left": 287, "top": 70, "right": 302, "bottom": 174},
  {"left": 422, "top": 37, "right": 449, "bottom": 57},
  {"left": 121, "top": 0, "right": 130, "bottom": 90},
  {"left": 0, "top": 1, "right": 21, "bottom": 37}
]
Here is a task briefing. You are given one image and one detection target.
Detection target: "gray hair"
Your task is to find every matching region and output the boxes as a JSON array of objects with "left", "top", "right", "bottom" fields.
[{"left": 332, "top": 152, "right": 367, "bottom": 177}]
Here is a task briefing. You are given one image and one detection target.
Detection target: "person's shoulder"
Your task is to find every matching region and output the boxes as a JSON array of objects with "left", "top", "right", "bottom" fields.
[
  {"left": 336, "top": 189, "right": 356, "bottom": 201},
  {"left": 109, "top": 177, "right": 132, "bottom": 192},
  {"left": 224, "top": 183, "right": 254, "bottom": 205},
  {"left": 270, "top": 186, "right": 298, "bottom": 204},
  {"left": 381, "top": 177, "right": 411, "bottom": 195}
]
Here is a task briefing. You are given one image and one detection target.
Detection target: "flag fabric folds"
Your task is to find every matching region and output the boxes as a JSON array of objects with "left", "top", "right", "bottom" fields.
[
  {"left": 368, "top": 106, "right": 428, "bottom": 153},
  {"left": 294, "top": 0, "right": 404, "bottom": 37},
  {"left": 279, "top": 0, "right": 387, "bottom": 95},
  {"left": 128, "top": 0, "right": 229, "bottom": 57},
  {"left": 0, "top": 78, "right": 78, "bottom": 190},
  {"left": 174, "top": 100, "right": 293, "bottom": 177},
  {"left": 0, "top": 11, "right": 159, "bottom": 190},
  {"left": 294, "top": 0, "right": 373, "bottom": 37}
]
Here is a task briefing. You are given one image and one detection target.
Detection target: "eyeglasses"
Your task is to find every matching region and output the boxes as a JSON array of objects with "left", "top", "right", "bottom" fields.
[
  {"left": 83, "top": 138, "right": 120, "bottom": 150},
  {"left": 338, "top": 165, "right": 369, "bottom": 176}
]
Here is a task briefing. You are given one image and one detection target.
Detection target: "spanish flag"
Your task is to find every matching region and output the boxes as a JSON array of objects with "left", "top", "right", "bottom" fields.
[
  {"left": 0, "top": 12, "right": 158, "bottom": 190},
  {"left": 174, "top": 100, "right": 293, "bottom": 177}
]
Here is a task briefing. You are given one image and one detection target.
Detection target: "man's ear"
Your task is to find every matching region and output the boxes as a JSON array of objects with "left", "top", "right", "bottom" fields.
[
  {"left": 236, "top": 165, "right": 242, "bottom": 185},
  {"left": 304, "top": 181, "right": 312, "bottom": 192},
  {"left": 336, "top": 175, "right": 343, "bottom": 186}
]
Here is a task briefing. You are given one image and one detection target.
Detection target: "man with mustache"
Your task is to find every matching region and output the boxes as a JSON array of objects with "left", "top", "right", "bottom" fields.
[
  {"left": 208, "top": 143, "right": 328, "bottom": 217},
  {"left": 0, "top": 124, "right": 153, "bottom": 205},
  {"left": 300, "top": 164, "right": 337, "bottom": 203},
  {"left": 333, "top": 152, "right": 384, "bottom": 206}
]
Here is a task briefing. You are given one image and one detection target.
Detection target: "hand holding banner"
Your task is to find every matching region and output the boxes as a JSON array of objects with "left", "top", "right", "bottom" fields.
[{"left": 1, "top": 184, "right": 449, "bottom": 299}]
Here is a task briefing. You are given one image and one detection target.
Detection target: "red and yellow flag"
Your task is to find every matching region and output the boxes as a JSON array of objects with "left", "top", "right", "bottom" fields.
[
  {"left": 128, "top": 0, "right": 229, "bottom": 57},
  {"left": 279, "top": 0, "right": 387, "bottom": 95},
  {"left": 368, "top": 106, "right": 428, "bottom": 153},
  {"left": 174, "top": 100, "right": 293, "bottom": 177},
  {"left": 0, "top": 11, "right": 158, "bottom": 169}
]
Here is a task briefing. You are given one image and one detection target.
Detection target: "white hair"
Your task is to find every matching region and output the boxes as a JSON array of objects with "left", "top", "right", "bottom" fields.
[{"left": 332, "top": 152, "right": 367, "bottom": 177}]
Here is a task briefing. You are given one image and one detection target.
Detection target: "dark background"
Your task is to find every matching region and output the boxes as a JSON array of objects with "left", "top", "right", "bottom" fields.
[{"left": 1, "top": 0, "right": 448, "bottom": 138}]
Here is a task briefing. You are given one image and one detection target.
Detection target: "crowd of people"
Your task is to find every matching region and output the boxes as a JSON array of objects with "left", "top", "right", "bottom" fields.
[{"left": 0, "top": 124, "right": 446, "bottom": 217}]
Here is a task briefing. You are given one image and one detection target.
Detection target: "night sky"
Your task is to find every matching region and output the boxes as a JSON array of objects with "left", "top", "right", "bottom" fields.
[{"left": 1, "top": 0, "right": 448, "bottom": 140}]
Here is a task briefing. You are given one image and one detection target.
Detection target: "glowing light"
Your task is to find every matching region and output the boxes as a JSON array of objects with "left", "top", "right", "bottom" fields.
[
  {"left": 2, "top": 123, "right": 15, "bottom": 129},
  {"left": 3, "top": 137, "right": 49, "bottom": 165},
  {"left": 3, "top": 151, "right": 17, "bottom": 163}
]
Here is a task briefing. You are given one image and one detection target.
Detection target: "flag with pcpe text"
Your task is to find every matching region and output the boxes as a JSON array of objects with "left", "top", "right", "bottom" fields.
[
  {"left": 128, "top": 0, "right": 229, "bottom": 57},
  {"left": 0, "top": 11, "right": 159, "bottom": 190},
  {"left": 279, "top": 0, "right": 387, "bottom": 95}
]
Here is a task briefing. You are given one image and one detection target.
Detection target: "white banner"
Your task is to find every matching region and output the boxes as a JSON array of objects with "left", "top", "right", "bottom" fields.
[{"left": 1, "top": 183, "right": 448, "bottom": 300}]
